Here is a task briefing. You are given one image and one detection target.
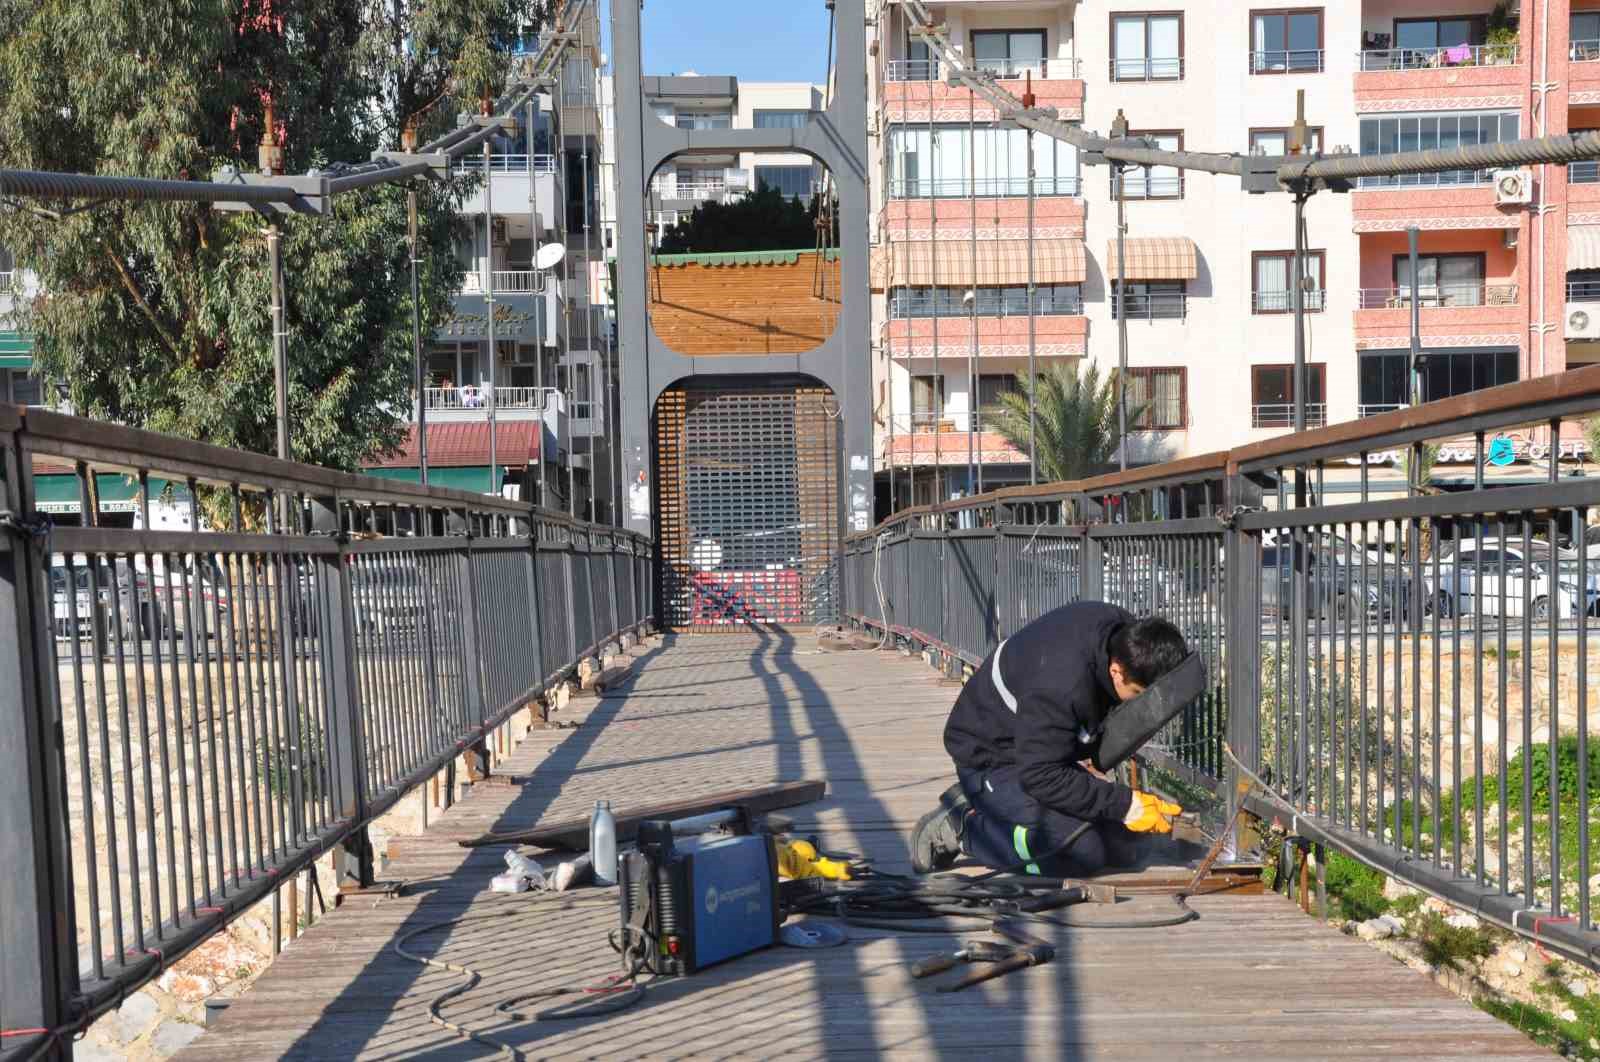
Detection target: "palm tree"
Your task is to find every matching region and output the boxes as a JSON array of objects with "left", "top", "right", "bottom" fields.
[{"left": 987, "top": 362, "right": 1145, "bottom": 483}]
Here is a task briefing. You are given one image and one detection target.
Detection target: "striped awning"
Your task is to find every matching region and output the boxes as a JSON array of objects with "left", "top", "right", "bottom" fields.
[
  {"left": 874, "top": 238, "right": 1087, "bottom": 288},
  {"left": 1570, "top": 226, "right": 1600, "bottom": 271},
  {"left": 1104, "top": 236, "right": 1199, "bottom": 281}
]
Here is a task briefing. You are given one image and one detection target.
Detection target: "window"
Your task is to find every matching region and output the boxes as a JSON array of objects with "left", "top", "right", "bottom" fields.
[
  {"left": 888, "top": 125, "right": 1079, "bottom": 198},
  {"left": 1251, "top": 365, "right": 1326, "bottom": 427},
  {"left": 911, "top": 375, "right": 945, "bottom": 426},
  {"left": 1359, "top": 348, "right": 1518, "bottom": 408},
  {"left": 1249, "top": 126, "right": 1324, "bottom": 156},
  {"left": 1391, "top": 252, "right": 1487, "bottom": 306},
  {"left": 892, "top": 32, "right": 937, "bottom": 81},
  {"left": 674, "top": 111, "right": 731, "bottom": 130},
  {"left": 1112, "top": 281, "right": 1186, "bottom": 320},
  {"left": 1123, "top": 367, "right": 1186, "bottom": 430},
  {"left": 1395, "top": 16, "right": 1483, "bottom": 51},
  {"left": 1570, "top": 267, "right": 1600, "bottom": 302},
  {"left": 888, "top": 285, "right": 1083, "bottom": 319},
  {"left": 1358, "top": 112, "right": 1518, "bottom": 187},
  {"left": 1576, "top": 13, "right": 1600, "bottom": 60},
  {"left": 755, "top": 165, "right": 818, "bottom": 199},
  {"left": 1252, "top": 250, "right": 1325, "bottom": 313},
  {"left": 1111, "top": 13, "right": 1182, "bottom": 81},
  {"left": 1251, "top": 9, "right": 1324, "bottom": 73},
  {"left": 971, "top": 29, "right": 1047, "bottom": 78},
  {"left": 1114, "top": 131, "right": 1182, "bottom": 199},
  {"left": 977, "top": 374, "right": 1022, "bottom": 414},
  {"left": 753, "top": 109, "right": 810, "bottom": 129},
  {"left": 7, "top": 372, "right": 41, "bottom": 407}
]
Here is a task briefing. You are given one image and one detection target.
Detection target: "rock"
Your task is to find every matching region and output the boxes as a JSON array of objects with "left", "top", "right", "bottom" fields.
[
  {"left": 1341, "top": 920, "right": 1359, "bottom": 935},
  {"left": 1445, "top": 913, "right": 1481, "bottom": 930},
  {"left": 1500, "top": 959, "right": 1523, "bottom": 977},
  {"left": 70, "top": 1040, "right": 128, "bottom": 1062},
  {"left": 1383, "top": 878, "right": 1416, "bottom": 902},
  {"left": 150, "top": 1019, "right": 205, "bottom": 1056},
  {"left": 107, "top": 992, "right": 161, "bottom": 1044},
  {"left": 1532, "top": 725, "right": 1550, "bottom": 745},
  {"left": 1568, "top": 979, "right": 1591, "bottom": 998},
  {"left": 1422, "top": 896, "right": 1451, "bottom": 915},
  {"left": 1558, "top": 1007, "right": 1578, "bottom": 1023},
  {"left": 1508, "top": 947, "right": 1528, "bottom": 964},
  {"left": 1357, "top": 918, "right": 1395, "bottom": 941},
  {"left": 1376, "top": 914, "right": 1407, "bottom": 936}
]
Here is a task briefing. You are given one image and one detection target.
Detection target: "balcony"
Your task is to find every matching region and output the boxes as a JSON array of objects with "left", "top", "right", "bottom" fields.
[
  {"left": 1111, "top": 293, "right": 1187, "bottom": 321},
  {"left": 882, "top": 56, "right": 1083, "bottom": 122},
  {"left": 1249, "top": 49, "right": 1325, "bottom": 75},
  {"left": 884, "top": 307, "right": 1089, "bottom": 360},
  {"left": 420, "top": 386, "right": 569, "bottom": 456},
  {"left": 459, "top": 270, "right": 547, "bottom": 295},
  {"left": 456, "top": 158, "right": 557, "bottom": 230},
  {"left": 1571, "top": 161, "right": 1600, "bottom": 185},
  {"left": 451, "top": 154, "right": 557, "bottom": 176},
  {"left": 882, "top": 411, "right": 1028, "bottom": 468},
  {"left": 1108, "top": 57, "right": 1184, "bottom": 83},
  {"left": 888, "top": 175, "right": 1082, "bottom": 200},
  {"left": 1574, "top": 38, "right": 1600, "bottom": 96},
  {"left": 1354, "top": 282, "right": 1523, "bottom": 348},
  {"left": 1357, "top": 43, "right": 1518, "bottom": 71},
  {"left": 1357, "top": 282, "right": 1518, "bottom": 309},
  {"left": 1252, "top": 403, "right": 1327, "bottom": 429},
  {"left": 1359, "top": 403, "right": 1407, "bottom": 417},
  {"left": 1354, "top": 33, "right": 1524, "bottom": 114}
]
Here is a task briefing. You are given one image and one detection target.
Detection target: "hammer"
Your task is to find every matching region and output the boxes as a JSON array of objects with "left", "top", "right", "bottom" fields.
[{"left": 937, "top": 921, "right": 1056, "bottom": 992}]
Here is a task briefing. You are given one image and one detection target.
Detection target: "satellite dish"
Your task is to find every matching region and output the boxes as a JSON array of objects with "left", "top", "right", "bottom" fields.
[{"left": 534, "top": 243, "right": 567, "bottom": 271}]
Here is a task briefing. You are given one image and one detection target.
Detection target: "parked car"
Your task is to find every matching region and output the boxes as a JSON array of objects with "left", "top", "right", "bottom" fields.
[
  {"left": 1428, "top": 538, "right": 1600, "bottom": 621},
  {"left": 112, "top": 555, "right": 230, "bottom": 640},
  {"left": 1261, "top": 542, "right": 1414, "bottom": 625},
  {"left": 349, "top": 561, "right": 426, "bottom": 636},
  {"left": 48, "top": 555, "right": 112, "bottom": 639}
]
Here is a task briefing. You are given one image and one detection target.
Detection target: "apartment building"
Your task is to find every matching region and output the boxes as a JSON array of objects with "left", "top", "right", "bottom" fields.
[
  {"left": 0, "top": 244, "right": 39, "bottom": 407},
  {"left": 642, "top": 75, "right": 828, "bottom": 242},
  {"left": 869, "top": 0, "right": 1598, "bottom": 506}
]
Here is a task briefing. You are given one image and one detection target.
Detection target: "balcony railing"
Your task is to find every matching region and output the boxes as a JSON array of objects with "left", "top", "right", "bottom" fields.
[
  {"left": 1569, "top": 280, "right": 1600, "bottom": 302},
  {"left": 0, "top": 271, "right": 12, "bottom": 292},
  {"left": 887, "top": 56, "right": 1082, "bottom": 82},
  {"left": 459, "top": 270, "right": 547, "bottom": 295},
  {"left": 1114, "top": 174, "right": 1183, "bottom": 200},
  {"left": 1356, "top": 168, "right": 1496, "bottom": 189},
  {"left": 1358, "top": 44, "right": 1520, "bottom": 71},
  {"left": 1111, "top": 293, "right": 1188, "bottom": 320},
  {"left": 1109, "top": 57, "right": 1184, "bottom": 82},
  {"left": 654, "top": 179, "right": 729, "bottom": 202},
  {"left": 888, "top": 292, "right": 1085, "bottom": 319},
  {"left": 1249, "top": 49, "right": 1325, "bottom": 74},
  {"left": 423, "top": 385, "right": 559, "bottom": 412},
  {"left": 1356, "top": 283, "right": 1519, "bottom": 309},
  {"left": 1252, "top": 403, "right": 1326, "bottom": 429},
  {"left": 450, "top": 153, "right": 558, "bottom": 175},
  {"left": 1358, "top": 402, "right": 1406, "bottom": 417},
  {"left": 1572, "top": 39, "right": 1600, "bottom": 61},
  {"left": 889, "top": 175, "right": 1082, "bottom": 198},
  {"left": 1571, "top": 160, "right": 1600, "bottom": 184},
  {"left": 1253, "top": 289, "right": 1327, "bottom": 313}
]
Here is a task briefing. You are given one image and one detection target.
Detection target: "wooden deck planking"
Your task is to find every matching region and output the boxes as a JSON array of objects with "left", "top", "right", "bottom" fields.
[{"left": 181, "top": 633, "right": 1549, "bottom": 1060}]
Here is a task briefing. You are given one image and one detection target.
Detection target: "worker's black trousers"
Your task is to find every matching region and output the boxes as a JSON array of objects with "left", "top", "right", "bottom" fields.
[{"left": 956, "top": 765, "right": 1144, "bottom": 877}]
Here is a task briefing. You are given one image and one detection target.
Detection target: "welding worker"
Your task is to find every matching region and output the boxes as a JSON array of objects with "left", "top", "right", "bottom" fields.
[{"left": 911, "top": 602, "right": 1188, "bottom": 876}]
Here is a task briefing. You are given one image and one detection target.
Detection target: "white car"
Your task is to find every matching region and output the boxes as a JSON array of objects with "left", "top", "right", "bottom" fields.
[{"left": 1429, "top": 539, "right": 1600, "bottom": 621}]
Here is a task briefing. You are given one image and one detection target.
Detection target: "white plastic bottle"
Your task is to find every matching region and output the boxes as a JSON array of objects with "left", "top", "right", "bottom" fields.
[{"left": 590, "top": 800, "right": 618, "bottom": 885}]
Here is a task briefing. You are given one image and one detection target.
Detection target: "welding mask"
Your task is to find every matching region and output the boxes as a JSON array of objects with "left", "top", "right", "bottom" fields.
[{"left": 1091, "top": 652, "right": 1208, "bottom": 772}]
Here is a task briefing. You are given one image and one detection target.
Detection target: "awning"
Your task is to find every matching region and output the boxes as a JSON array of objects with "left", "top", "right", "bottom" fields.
[
  {"left": 880, "top": 238, "right": 1087, "bottom": 287},
  {"left": 363, "top": 466, "right": 505, "bottom": 494},
  {"left": 1104, "top": 236, "right": 1199, "bottom": 281},
  {"left": 368, "top": 421, "right": 541, "bottom": 469},
  {"left": 1570, "top": 226, "right": 1600, "bottom": 271},
  {"left": 0, "top": 331, "right": 32, "bottom": 370}
]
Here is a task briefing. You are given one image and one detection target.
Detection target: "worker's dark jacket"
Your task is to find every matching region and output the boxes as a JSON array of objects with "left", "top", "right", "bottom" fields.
[{"left": 944, "top": 602, "right": 1136, "bottom": 823}]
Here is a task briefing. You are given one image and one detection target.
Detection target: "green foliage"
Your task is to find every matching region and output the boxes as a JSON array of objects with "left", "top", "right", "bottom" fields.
[
  {"left": 1481, "top": 975, "right": 1600, "bottom": 1060},
  {"left": 0, "top": 0, "right": 543, "bottom": 470},
  {"left": 984, "top": 361, "right": 1142, "bottom": 483},
  {"left": 1324, "top": 851, "right": 1389, "bottom": 922},
  {"left": 656, "top": 184, "right": 838, "bottom": 254},
  {"left": 1410, "top": 909, "right": 1496, "bottom": 970},
  {"left": 1496, "top": 735, "right": 1600, "bottom": 816}
]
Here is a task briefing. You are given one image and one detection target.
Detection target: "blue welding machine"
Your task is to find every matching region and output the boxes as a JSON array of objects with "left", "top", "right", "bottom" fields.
[{"left": 617, "top": 819, "right": 779, "bottom": 975}]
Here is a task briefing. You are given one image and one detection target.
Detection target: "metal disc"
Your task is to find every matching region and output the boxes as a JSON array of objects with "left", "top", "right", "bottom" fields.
[{"left": 780, "top": 919, "right": 846, "bottom": 948}]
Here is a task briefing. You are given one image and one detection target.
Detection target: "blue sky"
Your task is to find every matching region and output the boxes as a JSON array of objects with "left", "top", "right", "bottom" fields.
[{"left": 624, "top": 1, "right": 833, "bottom": 83}]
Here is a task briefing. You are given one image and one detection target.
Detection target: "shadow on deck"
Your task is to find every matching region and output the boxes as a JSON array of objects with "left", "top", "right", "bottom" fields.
[{"left": 178, "top": 631, "right": 1546, "bottom": 1060}]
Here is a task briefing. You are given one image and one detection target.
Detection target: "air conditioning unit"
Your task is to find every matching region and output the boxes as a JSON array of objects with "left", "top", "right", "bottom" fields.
[
  {"left": 1567, "top": 304, "right": 1600, "bottom": 340},
  {"left": 1494, "top": 168, "right": 1534, "bottom": 205}
]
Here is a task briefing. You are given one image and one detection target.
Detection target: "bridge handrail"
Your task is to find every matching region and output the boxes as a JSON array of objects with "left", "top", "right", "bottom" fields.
[
  {"left": 0, "top": 404, "right": 653, "bottom": 1050},
  {"left": 845, "top": 366, "right": 1600, "bottom": 972}
]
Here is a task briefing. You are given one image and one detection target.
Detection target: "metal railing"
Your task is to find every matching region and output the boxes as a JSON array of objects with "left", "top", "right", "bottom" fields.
[
  {"left": 1357, "top": 283, "right": 1520, "bottom": 309},
  {"left": 846, "top": 366, "right": 1600, "bottom": 972},
  {"left": 1253, "top": 289, "right": 1327, "bottom": 313},
  {"left": 1250, "top": 49, "right": 1325, "bottom": 74},
  {"left": 1570, "top": 280, "right": 1600, "bottom": 303},
  {"left": 1358, "top": 44, "right": 1520, "bottom": 70},
  {"left": 1114, "top": 173, "right": 1183, "bottom": 200},
  {"left": 1111, "top": 292, "right": 1188, "bottom": 320},
  {"left": 1574, "top": 39, "right": 1600, "bottom": 62},
  {"left": 1252, "top": 403, "right": 1326, "bottom": 428},
  {"left": 459, "top": 270, "right": 547, "bottom": 295},
  {"left": 1109, "top": 57, "right": 1184, "bottom": 82},
  {"left": 0, "top": 406, "right": 653, "bottom": 1053},
  {"left": 449, "top": 154, "right": 558, "bottom": 175},
  {"left": 1356, "top": 168, "right": 1498, "bottom": 189},
  {"left": 0, "top": 270, "right": 13, "bottom": 292},
  {"left": 423, "top": 385, "right": 560, "bottom": 411},
  {"left": 886, "top": 56, "right": 1086, "bottom": 83},
  {"left": 1571, "top": 160, "right": 1600, "bottom": 184},
  {"left": 888, "top": 291, "right": 1085, "bottom": 319},
  {"left": 1358, "top": 402, "right": 1407, "bottom": 417},
  {"left": 887, "top": 175, "right": 1082, "bottom": 199}
]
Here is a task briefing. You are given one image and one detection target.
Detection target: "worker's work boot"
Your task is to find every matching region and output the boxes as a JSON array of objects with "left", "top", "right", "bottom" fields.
[{"left": 910, "top": 782, "right": 970, "bottom": 874}]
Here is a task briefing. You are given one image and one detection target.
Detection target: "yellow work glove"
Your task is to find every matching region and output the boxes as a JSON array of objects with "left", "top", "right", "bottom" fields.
[
  {"left": 777, "top": 838, "right": 852, "bottom": 881},
  {"left": 1123, "top": 791, "right": 1183, "bottom": 834}
]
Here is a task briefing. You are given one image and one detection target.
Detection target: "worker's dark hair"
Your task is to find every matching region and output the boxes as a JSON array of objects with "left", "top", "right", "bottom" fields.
[{"left": 1107, "top": 617, "right": 1189, "bottom": 687}]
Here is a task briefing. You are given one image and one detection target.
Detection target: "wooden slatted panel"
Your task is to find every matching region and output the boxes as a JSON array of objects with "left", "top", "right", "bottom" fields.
[{"left": 648, "top": 254, "right": 841, "bottom": 355}]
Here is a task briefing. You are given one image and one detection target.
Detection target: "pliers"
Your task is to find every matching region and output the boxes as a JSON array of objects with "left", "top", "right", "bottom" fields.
[{"left": 908, "top": 921, "right": 1057, "bottom": 992}]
